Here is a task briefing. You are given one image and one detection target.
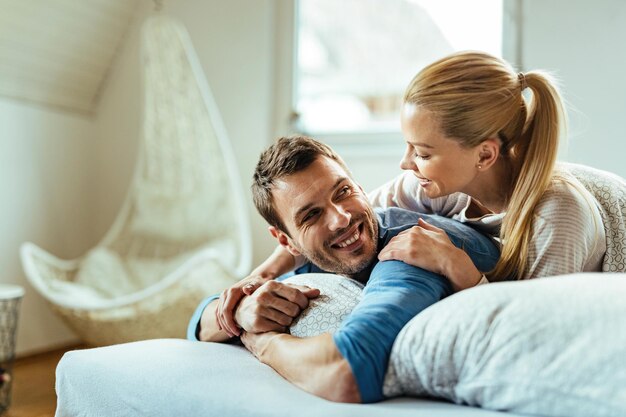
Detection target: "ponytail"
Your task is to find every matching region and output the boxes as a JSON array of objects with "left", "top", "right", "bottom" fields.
[{"left": 488, "top": 71, "right": 566, "bottom": 280}]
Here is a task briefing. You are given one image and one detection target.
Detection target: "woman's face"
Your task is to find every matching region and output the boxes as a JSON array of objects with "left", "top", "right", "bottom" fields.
[{"left": 400, "top": 103, "right": 480, "bottom": 198}]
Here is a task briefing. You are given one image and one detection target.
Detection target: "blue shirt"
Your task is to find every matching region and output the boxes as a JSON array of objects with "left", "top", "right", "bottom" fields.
[{"left": 187, "top": 208, "right": 500, "bottom": 403}]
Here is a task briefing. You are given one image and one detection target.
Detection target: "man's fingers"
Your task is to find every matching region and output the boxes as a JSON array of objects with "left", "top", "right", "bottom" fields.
[
  {"left": 259, "top": 306, "right": 294, "bottom": 327},
  {"left": 288, "top": 284, "right": 320, "bottom": 299},
  {"left": 260, "top": 293, "right": 302, "bottom": 317},
  {"left": 269, "top": 283, "right": 310, "bottom": 310}
]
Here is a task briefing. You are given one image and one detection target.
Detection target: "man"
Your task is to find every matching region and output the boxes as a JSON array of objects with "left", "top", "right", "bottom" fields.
[{"left": 188, "top": 136, "right": 499, "bottom": 403}]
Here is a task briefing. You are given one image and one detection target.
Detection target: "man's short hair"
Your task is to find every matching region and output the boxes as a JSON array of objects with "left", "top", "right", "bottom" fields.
[{"left": 252, "top": 135, "right": 352, "bottom": 235}]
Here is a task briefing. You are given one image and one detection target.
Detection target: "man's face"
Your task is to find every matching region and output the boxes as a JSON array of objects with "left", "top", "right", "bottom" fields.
[{"left": 270, "top": 156, "right": 378, "bottom": 276}]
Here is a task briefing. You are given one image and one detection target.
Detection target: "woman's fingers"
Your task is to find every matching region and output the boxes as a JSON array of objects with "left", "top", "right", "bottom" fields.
[
  {"left": 242, "top": 279, "right": 264, "bottom": 296},
  {"left": 378, "top": 240, "right": 409, "bottom": 262},
  {"left": 417, "top": 217, "right": 444, "bottom": 232}
]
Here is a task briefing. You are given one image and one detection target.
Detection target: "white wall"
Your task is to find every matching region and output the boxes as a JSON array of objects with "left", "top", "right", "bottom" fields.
[
  {"left": 522, "top": 0, "right": 626, "bottom": 176},
  {"left": 0, "top": 99, "right": 92, "bottom": 355},
  {"left": 93, "top": 0, "right": 279, "bottom": 268}
]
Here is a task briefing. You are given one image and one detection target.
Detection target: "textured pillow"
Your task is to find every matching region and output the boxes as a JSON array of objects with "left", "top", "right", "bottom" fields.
[
  {"left": 282, "top": 273, "right": 363, "bottom": 337},
  {"left": 383, "top": 273, "right": 626, "bottom": 417}
]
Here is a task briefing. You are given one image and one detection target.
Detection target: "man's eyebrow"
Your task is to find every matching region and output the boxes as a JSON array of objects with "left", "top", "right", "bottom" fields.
[{"left": 293, "top": 177, "right": 347, "bottom": 223}]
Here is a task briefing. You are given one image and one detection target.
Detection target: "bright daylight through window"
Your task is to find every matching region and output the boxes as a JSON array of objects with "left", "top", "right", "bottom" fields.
[{"left": 295, "top": 0, "right": 503, "bottom": 135}]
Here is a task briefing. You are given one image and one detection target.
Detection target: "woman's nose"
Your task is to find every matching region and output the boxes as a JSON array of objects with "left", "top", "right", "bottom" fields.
[{"left": 400, "top": 147, "right": 418, "bottom": 171}]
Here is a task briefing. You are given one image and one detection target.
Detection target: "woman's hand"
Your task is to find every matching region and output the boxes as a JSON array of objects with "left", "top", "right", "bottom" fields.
[{"left": 377, "top": 218, "right": 482, "bottom": 291}]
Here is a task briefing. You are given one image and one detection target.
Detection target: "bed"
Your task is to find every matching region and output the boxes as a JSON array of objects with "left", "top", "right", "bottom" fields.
[{"left": 55, "top": 273, "right": 626, "bottom": 417}]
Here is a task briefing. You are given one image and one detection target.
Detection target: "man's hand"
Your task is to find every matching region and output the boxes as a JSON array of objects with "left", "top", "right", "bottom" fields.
[
  {"left": 234, "top": 281, "right": 320, "bottom": 334},
  {"left": 215, "top": 275, "right": 272, "bottom": 337}
]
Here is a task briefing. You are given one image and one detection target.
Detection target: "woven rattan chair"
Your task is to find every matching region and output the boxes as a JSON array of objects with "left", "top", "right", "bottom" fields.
[{"left": 20, "top": 14, "right": 252, "bottom": 346}]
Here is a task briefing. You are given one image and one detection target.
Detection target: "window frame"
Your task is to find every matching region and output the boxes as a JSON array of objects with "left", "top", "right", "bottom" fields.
[{"left": 272, "top": 0, "right": 522, "bottom": 154}]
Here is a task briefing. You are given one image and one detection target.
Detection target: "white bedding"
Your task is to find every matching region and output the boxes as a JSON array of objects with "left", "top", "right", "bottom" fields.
[
  {"left": 55, "top": 273, "right": 626, "bottom": 417},
  {"left": 384, "top": 273, "right": 626, "bottom": 417},
  {"left": 55, "top": 339, "right": 513, "bottom": 417}
]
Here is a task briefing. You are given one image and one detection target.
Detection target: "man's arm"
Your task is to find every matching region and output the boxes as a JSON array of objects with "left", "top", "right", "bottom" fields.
[
  {"left": 240, "top": 260, "right": 453, "bottom": 403},
  {"left": 240, "top": 331, "right": 360, "bottom": 403},
  {"left": 236, "top": 216, "right": 500, "bottom": 403}
]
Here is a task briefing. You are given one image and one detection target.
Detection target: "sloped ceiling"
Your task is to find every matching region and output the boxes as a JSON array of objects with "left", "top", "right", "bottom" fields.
[{"left": 0, "top": 0, "right": 139, "bottom": 114}]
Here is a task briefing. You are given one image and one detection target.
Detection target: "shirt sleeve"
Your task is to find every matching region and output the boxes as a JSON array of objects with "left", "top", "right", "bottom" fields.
[
  {"left": 186, "top": 295, "right": 219, "bottom": 341},
  {"left": 368, "top": 171, "right": 471, "bottom": 217},
  {"left": 332, "top": 260, "right": 453, "bottom": 403},
  {"left": 523, "top": 180, "right": 605, "bottom": 279}
]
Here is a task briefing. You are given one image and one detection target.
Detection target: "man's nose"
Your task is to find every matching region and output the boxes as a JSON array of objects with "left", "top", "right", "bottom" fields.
[{"left": 328, "top": 204, "right": 351, "bottom": 231}]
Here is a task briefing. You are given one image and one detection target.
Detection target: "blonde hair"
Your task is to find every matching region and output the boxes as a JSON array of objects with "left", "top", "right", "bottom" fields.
[{"left": 404, "top": 51, "right": 567, "bottom": 280}]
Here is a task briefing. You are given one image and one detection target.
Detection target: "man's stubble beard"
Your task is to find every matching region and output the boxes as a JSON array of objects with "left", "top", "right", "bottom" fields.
[{"left": 297, "top": 207, "right": 379, "bottom": 277}]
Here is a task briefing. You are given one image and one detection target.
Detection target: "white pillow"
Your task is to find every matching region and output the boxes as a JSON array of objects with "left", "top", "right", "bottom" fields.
[
  {"left": 383, "top": 273, "right": 626, "bottom": 417},
  {"left": 282, "top": 273, "right": 363, "bottom": 337}
]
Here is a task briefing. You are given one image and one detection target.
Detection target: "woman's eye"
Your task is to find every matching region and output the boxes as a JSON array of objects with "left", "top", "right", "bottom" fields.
[{"left": 414, "top": 152, "right": 430, "bottom": 160}]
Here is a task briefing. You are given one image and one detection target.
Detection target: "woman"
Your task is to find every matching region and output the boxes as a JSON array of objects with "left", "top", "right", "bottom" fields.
[
  {"left": 372, "top": 50, "right": 608, "bottom": 282},
  {"left": 216, "top": 51, "right": 625, "bottom": 337}
]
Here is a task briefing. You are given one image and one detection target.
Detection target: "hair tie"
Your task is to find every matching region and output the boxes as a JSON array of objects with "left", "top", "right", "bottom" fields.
[{"left": 518, "top": 72, "right": 527, "bottom": 91}]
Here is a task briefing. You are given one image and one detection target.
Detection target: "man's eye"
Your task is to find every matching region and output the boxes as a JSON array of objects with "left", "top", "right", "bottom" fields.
[
  {"left": 339, "top": 185, "right": 352, "bottom": 196},
  {"left": 303, "top": 209, "right": 320, "bottom": 223}
]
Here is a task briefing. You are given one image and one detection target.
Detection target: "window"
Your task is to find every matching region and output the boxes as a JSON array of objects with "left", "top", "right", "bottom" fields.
[{"left": 291, "top": 0, "right": 506, "bottom": 140}]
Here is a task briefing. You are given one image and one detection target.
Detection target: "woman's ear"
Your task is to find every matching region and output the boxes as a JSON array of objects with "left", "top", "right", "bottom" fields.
[
  {"left": 268, "top": 226, "right": 301, "bottom": 257},
  {"left": 477, "top": 138, "right": 501, "bottom": 169}
]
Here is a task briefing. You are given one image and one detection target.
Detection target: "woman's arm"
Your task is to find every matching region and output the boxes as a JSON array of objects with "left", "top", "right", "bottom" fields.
[
  {"left": 240, "top": 331, "right": 360, "bottom": 403},
  {"left": 199, "top": 299, "right": 232, "bottom": 342}
]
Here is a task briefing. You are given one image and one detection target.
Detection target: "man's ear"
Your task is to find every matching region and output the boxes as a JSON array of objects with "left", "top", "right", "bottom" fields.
[
  {"left": 477, "top": 138, "right": 501, "bottom": 169},
  {"left": 268, "top": 226, "right": 302, "bottom": 257}
]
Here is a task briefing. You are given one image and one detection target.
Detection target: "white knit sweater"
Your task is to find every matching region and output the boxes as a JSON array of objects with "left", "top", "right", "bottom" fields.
[{"left": 367, "top": 163, "right": 625, "bottom": 280}]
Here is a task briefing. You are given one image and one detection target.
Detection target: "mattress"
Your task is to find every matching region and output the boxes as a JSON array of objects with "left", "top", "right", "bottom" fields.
[{"left": 55, "top": 338, "right": 517, "bottom": 417}]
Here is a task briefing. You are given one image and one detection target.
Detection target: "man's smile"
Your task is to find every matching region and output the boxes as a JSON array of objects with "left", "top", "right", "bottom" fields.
[{"left": 330, "top": 223, "right": 365, "bottom": 251}]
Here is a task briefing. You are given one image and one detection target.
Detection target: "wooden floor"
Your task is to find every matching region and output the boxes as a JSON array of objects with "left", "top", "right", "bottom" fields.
[{"left": 3, "top": 345, "right": 81, "bottom": 417}]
